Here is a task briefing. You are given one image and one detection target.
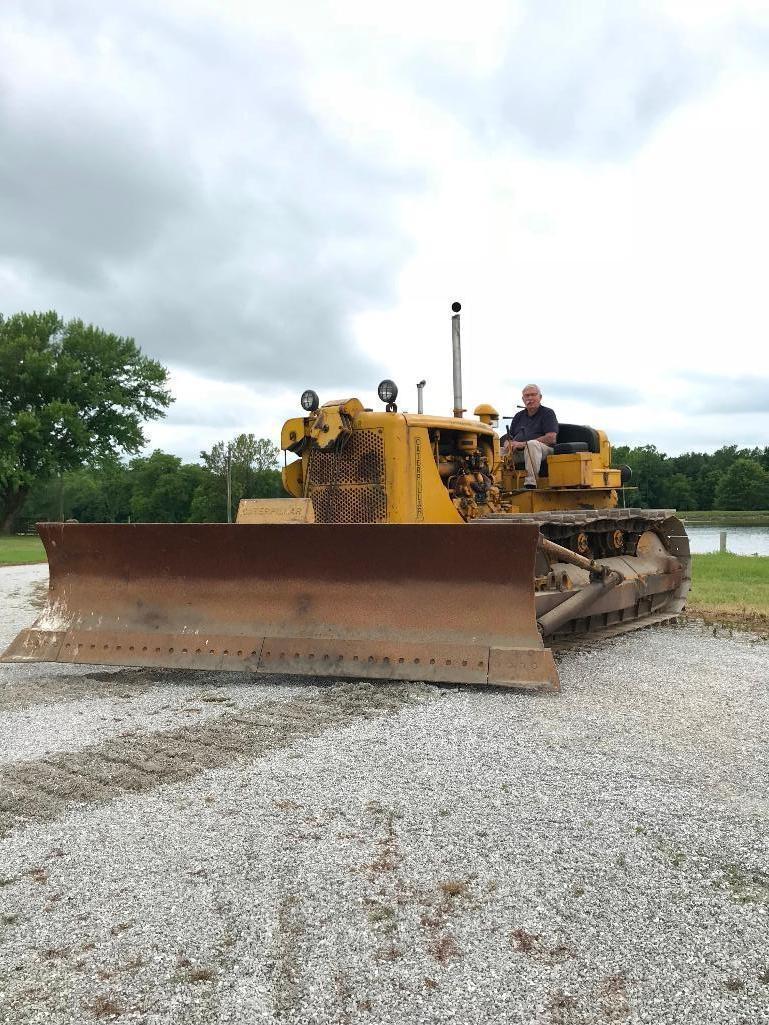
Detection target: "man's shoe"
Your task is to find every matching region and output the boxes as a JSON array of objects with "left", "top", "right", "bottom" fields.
[{"left": 524, "top": 483, "right": 536, "bottom": 490}]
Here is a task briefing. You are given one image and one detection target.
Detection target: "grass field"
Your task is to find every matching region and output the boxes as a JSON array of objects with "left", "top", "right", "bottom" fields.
[
  {"left": 689, "top": 552, "right": 769, "bottom": 609},
  {"left": 680, "top": 510, "right": 769, "bottom": 526},
  {"left": 0, "top": 536, "right": 46, "bottom": 566},
  {"left": 687, "top": 552, "right": 769, "bottom": 635}
]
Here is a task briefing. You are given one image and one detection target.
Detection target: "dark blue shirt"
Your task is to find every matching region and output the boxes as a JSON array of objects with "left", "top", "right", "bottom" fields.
[{"left": 508, "top": 404, "right": 558, "bottom": 443}]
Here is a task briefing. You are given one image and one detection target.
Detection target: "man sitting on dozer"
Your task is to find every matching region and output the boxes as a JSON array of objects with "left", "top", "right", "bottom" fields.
[{"left": 502, "top": 384, "right": 558, "bottom": 490}]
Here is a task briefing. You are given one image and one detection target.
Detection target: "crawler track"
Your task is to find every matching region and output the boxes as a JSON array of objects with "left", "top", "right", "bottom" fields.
[
  {"left": 478, "top": 508, "right": 692, "bottom": 642},
  {"left": 479, "top": 507, "right": 677, "bottom": 558}
]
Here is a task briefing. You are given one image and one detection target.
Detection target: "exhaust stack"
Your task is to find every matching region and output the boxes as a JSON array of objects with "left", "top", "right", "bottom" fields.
[
  {"left": 416, "top": 379, "right": 426, "bottom": 414},
  {"left": 451, "top": 300, "right": 464, "bottom": 418}
]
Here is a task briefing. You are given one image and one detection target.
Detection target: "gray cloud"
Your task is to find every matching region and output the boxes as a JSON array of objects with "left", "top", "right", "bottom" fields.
[
  {"left": 415, "top": 0, "right": 719, "bottom": 159},
  {"left": 162, "top": 393, "right": 252, "bottom": 431},
  {"left": 497, "top": 379, "right": 642, "bottom": 410},
  {"left": 0, "top": 1, "right": 417, "bottom": 388},
  {"left": 609, "top": 418, "right": 769, "bottom": 457},
  {"left": 545, "top": 380, "right": 643, "bottom": 407},
  {"left": 676, "top": 373, "right": 769, "bottom": 415},
  {"left": 0, "top": 100, "right": 191, "bottom": 286}
]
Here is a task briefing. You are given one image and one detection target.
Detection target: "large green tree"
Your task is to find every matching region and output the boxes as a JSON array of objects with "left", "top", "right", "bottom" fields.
[
  {"left": 692, "top": 468, "right": 722, "bottom": 511},
  {"left": 201, "top": 434, "right": 279, "bottom": 476},
  {"left": 661, "top": 473, "right": 696, "bottom": 511},
  {"left": 0, "top": 311, "right": 171, "bottom": 532},
  {"left": 128, "top": 451, "right": 205, "bottom": 522},
  {"left": 713, "top": 458, "right": 769, "bottom": 511},
  {"left": 612, "top": 444, "right": 670, "bottom": 508},
  {"left": 191, "top": 433, "right": 282, "bottom": 521}
]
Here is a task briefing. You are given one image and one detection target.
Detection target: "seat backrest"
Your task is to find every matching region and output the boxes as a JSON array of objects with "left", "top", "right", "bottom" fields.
[{"left": 555, "top": 423, "right": 601, "bottom": 453}]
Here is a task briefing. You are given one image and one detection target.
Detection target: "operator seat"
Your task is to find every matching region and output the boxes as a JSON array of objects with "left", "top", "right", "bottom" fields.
[
  {"left": 551, "top": 424, "right": 599, "bottom": 454},
  {"left": 508, "top": 424, "right": 599, "bottom": 474}
]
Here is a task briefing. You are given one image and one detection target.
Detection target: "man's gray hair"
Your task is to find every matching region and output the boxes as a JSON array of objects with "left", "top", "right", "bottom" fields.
[{"left": 522, "top": 384, "right": 542, "bottom": 395}]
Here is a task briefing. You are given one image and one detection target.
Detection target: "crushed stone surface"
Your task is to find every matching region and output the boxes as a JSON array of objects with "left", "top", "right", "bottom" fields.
[{"left": 0, "top": 564, "right": 767, "bottom": 1024}]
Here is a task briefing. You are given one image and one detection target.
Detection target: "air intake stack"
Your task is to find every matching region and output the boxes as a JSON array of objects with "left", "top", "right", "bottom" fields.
[{"left": 451, "top": 301, "right": 464, "bottom": 418}]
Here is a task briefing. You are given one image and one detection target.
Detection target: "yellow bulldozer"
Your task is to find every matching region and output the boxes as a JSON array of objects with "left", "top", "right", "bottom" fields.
[{"left": 2, "top": 304, "right": 690, "bottom": 692}]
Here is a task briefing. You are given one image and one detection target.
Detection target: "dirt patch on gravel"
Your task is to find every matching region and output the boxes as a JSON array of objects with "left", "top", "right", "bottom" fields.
[
  {"left": 0, "top": 667, "right": 172, "bottom": 713},
  {"left": 685, "top": 606, "right": 769, "bottom": 639},
  {"left": 0, "top": 683, "right": 430, "bottom": 838},
  {"left": 3, "top": 581, "right": 48, "bottom": 610}
]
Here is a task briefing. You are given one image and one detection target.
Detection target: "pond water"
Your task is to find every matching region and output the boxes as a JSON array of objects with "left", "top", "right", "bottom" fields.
[{"left": 682, "top": 524, "right": 769, "bottom": 556}]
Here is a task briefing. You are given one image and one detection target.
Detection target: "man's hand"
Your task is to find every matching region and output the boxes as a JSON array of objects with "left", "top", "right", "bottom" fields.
[{"left": 502, "top": 439, "right": 525, "bottom": 454}]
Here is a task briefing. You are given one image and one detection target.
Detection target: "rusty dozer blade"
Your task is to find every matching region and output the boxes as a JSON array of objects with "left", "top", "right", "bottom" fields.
[{"left": 1, "top": 522, "right": 559, "bottom": 692}]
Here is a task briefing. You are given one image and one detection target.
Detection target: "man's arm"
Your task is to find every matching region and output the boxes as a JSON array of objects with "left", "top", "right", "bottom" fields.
[{"left": 537, "top": 410, "right": 558, "bottom": 447}]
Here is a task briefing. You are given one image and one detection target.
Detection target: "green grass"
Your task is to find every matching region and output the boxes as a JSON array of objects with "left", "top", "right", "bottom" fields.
[
  {"left": 689, "top": 552, "right": 769, "bottom": 614},
  {"left": 681, "top": 510, "right": 769, "bottom": 526},
  {"left": 0, "top": 536, "right": 46, "bottom": 566}
]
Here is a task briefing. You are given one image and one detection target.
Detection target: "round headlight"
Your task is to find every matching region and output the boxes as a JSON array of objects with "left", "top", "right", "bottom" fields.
[
  {"left": 377, "top": 379, "right": 398, "bottom": 404},
  {"left": 300, "top": 389, "right": 319, "bottom": 412}
]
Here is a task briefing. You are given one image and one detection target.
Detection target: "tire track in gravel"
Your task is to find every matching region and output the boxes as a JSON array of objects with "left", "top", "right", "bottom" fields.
[{"left": 0, "top": 682, "right": 432, "bottom": 838}]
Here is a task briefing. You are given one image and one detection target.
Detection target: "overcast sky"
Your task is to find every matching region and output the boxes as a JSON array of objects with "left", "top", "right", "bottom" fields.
[{"left": 1, "top": 0, "right": 768, "bottom": 460}]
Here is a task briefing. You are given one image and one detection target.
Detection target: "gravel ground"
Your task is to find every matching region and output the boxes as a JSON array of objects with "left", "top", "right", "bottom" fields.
[{"left": 0, "top": 564, "right": 767, "bottom": 1025}]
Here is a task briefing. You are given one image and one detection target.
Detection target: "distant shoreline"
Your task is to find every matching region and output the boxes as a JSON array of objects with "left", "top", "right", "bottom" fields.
[{"left": 680, "top": 510, "right": 769, "bottom": 526}]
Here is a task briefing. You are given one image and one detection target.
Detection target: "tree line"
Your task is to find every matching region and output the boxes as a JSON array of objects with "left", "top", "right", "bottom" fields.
[
  {"left": 613, "top": 444, "right": 769, "bottom": 511},
  {"left": 18, "top": 435, "right": 283, "bottom": 529},
  {"left": 1, "top": 310, "right": 281, "bottom": 533},
  {"left": 21, "top": 438, "right": 769, "bottom": 527}
]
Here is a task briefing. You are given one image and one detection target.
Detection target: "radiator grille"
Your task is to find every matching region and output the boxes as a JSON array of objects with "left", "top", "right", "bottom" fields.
[
  {"left": 308, "top": 430, "right": 384, "bottom": 485},
  {"left": 311, "top": 485, "right": 388, "bottom": 524}
]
